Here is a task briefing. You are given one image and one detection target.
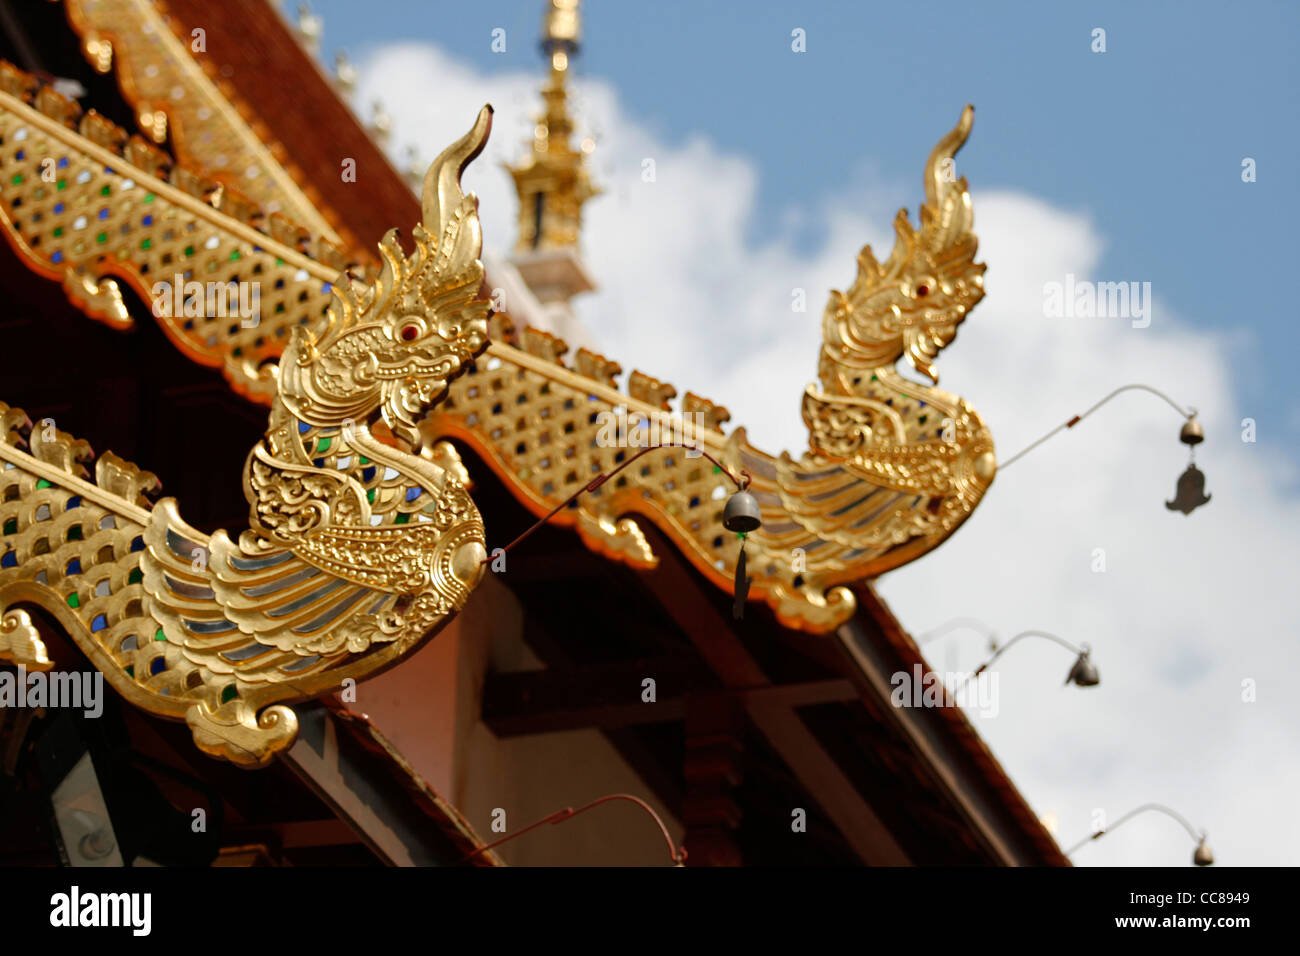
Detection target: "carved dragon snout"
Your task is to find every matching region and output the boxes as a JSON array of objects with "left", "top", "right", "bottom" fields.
[
  {"left": 819, "top": 104, "right": 985, "bottom": 388},
  {"left": 278, "top": 106, "right": 494, "bottom": 444}
]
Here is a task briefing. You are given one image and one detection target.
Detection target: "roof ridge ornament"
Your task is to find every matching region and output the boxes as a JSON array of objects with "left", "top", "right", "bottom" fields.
[{"left": 1, "top": 85, "right": 995, "bottom": 633}]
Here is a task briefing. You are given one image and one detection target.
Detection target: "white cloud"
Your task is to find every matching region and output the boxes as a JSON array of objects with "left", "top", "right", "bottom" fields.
[{"left": 358, "top": 42, "right": 1300, "bottom": 866}]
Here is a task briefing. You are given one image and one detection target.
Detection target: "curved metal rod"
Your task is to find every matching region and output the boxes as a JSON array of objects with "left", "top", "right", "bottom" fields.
[
  {"left": 483, "top": 441, "right": 749, "bottom": 563},
  {"left": 917, "top": 616, "right": 997, "bottom": 645},
  {"left": 953, "top": 630, "right": 1085, "bottom": 697},
  {"left": 981, "top": 629, "right": 1085, "bottom": 663},
  {"left": 459, "top": 793, "right": 686, "bottom": 866},
  {"left": 999, "top": 383, "right": 1197, "bottom": 471},
  {"left": 1064, "top": 803, "right": 1206, "bottom": 857}
]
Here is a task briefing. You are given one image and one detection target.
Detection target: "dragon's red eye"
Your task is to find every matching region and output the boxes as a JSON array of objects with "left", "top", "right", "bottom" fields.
[
  {"left": 915, "top": 284, "right": 930, "bottom": 298},
  {"left": 400, "top": 325, "right": 420, "bottom": 341}
]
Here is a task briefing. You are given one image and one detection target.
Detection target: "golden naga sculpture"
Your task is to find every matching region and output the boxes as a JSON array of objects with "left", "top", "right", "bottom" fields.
[
  {"left": 428, "top": 106, "right": 995, "bottom": 631},
  {"left": 772, "top": 104, "right": 995, "bottom": 604},
  {"left": 0, "top": 52, "right": 993, "bottom": 636},
  {"left": 0, "top": 107, "right": 494, "bottom": 766}
]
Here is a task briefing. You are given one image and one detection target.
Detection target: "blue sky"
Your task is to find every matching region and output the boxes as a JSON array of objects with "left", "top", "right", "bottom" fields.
[
  {"left": 299, "top": 0, "right": 1300, "bottom": 865},
  {"left": 311, "top": 0, "right": 1300, "bottom": 464}
]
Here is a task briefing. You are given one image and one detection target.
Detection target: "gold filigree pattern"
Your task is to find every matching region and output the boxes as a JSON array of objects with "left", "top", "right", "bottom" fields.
[
  {"left": 64, "top": 0, "right": 345, "bottom": 246},
  {"left": 0, "top": 108, "right": 495, "bottom": 765},
  {"left": 0, "top": 70, "right": 346, "bottom": 402}
]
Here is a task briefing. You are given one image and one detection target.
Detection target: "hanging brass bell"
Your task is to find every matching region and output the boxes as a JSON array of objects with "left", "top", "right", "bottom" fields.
[
  {"left": 1179, "top": 415, "right": 1204, "bottom": 445},
  {"left": 722, "top": 490, "right": 762, "bottom": 533},
  {"left": 1168, "top": 415, "right": 1210, "bottom": 514},
  {"left": 723, "top": 486, "right": 759, "bottom": 620}
]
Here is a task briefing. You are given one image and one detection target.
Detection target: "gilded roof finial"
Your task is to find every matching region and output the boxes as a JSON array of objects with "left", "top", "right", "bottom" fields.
[
  {"left": 507, "top": 0, "right": 598, "bottom": 256},
  {"left": 543, "top": 0, "right": 581, "bottom": 70}
]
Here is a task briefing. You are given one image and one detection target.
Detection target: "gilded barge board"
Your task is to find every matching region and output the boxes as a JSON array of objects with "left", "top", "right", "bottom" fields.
[
  {"left": 0, "top": 68, "right": 994, "bottom": 634},
  {"left": 64, "top": 0, "right": 346, "bottom": 247},
  {"left": 0, "top": 77, "right": 349, "bottom": 402}
]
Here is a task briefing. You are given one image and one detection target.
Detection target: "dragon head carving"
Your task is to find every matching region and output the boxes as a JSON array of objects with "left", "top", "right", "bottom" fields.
[
  {"left": 278, "top": 106, "right": 493, "bottom": 444},
  {"left": 819, "top": 104, "right": 985, "bottom": 389},
  {"left": 125, "top": 108, "right": 499, "bottom": 764}
]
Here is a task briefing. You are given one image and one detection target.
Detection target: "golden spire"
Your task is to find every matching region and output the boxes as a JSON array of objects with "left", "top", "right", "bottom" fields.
[{"left": 508, "top": 0, "right": 598, "bottom": 254}]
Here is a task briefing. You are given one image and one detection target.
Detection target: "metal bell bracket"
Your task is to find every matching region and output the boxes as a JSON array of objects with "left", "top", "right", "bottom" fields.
[
  {"left": 996, "top": 383, "right": 1209, "bottom": 516},
  {"left": 483, "top": 441, "right": 755, "bottom": 566}
]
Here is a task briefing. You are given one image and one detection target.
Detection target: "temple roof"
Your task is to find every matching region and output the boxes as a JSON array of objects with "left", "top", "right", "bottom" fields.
[{"left": 0, "top": 1, "right": 1062, "bottom": 866}]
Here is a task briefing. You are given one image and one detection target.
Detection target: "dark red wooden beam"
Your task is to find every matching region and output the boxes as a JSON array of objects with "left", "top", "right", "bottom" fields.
[
  {"left": 482, "top": 657, "right": 704, "bottom": 737},
  {"left": 482, "top": 659, "right": 856, "bottom": 737}
]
